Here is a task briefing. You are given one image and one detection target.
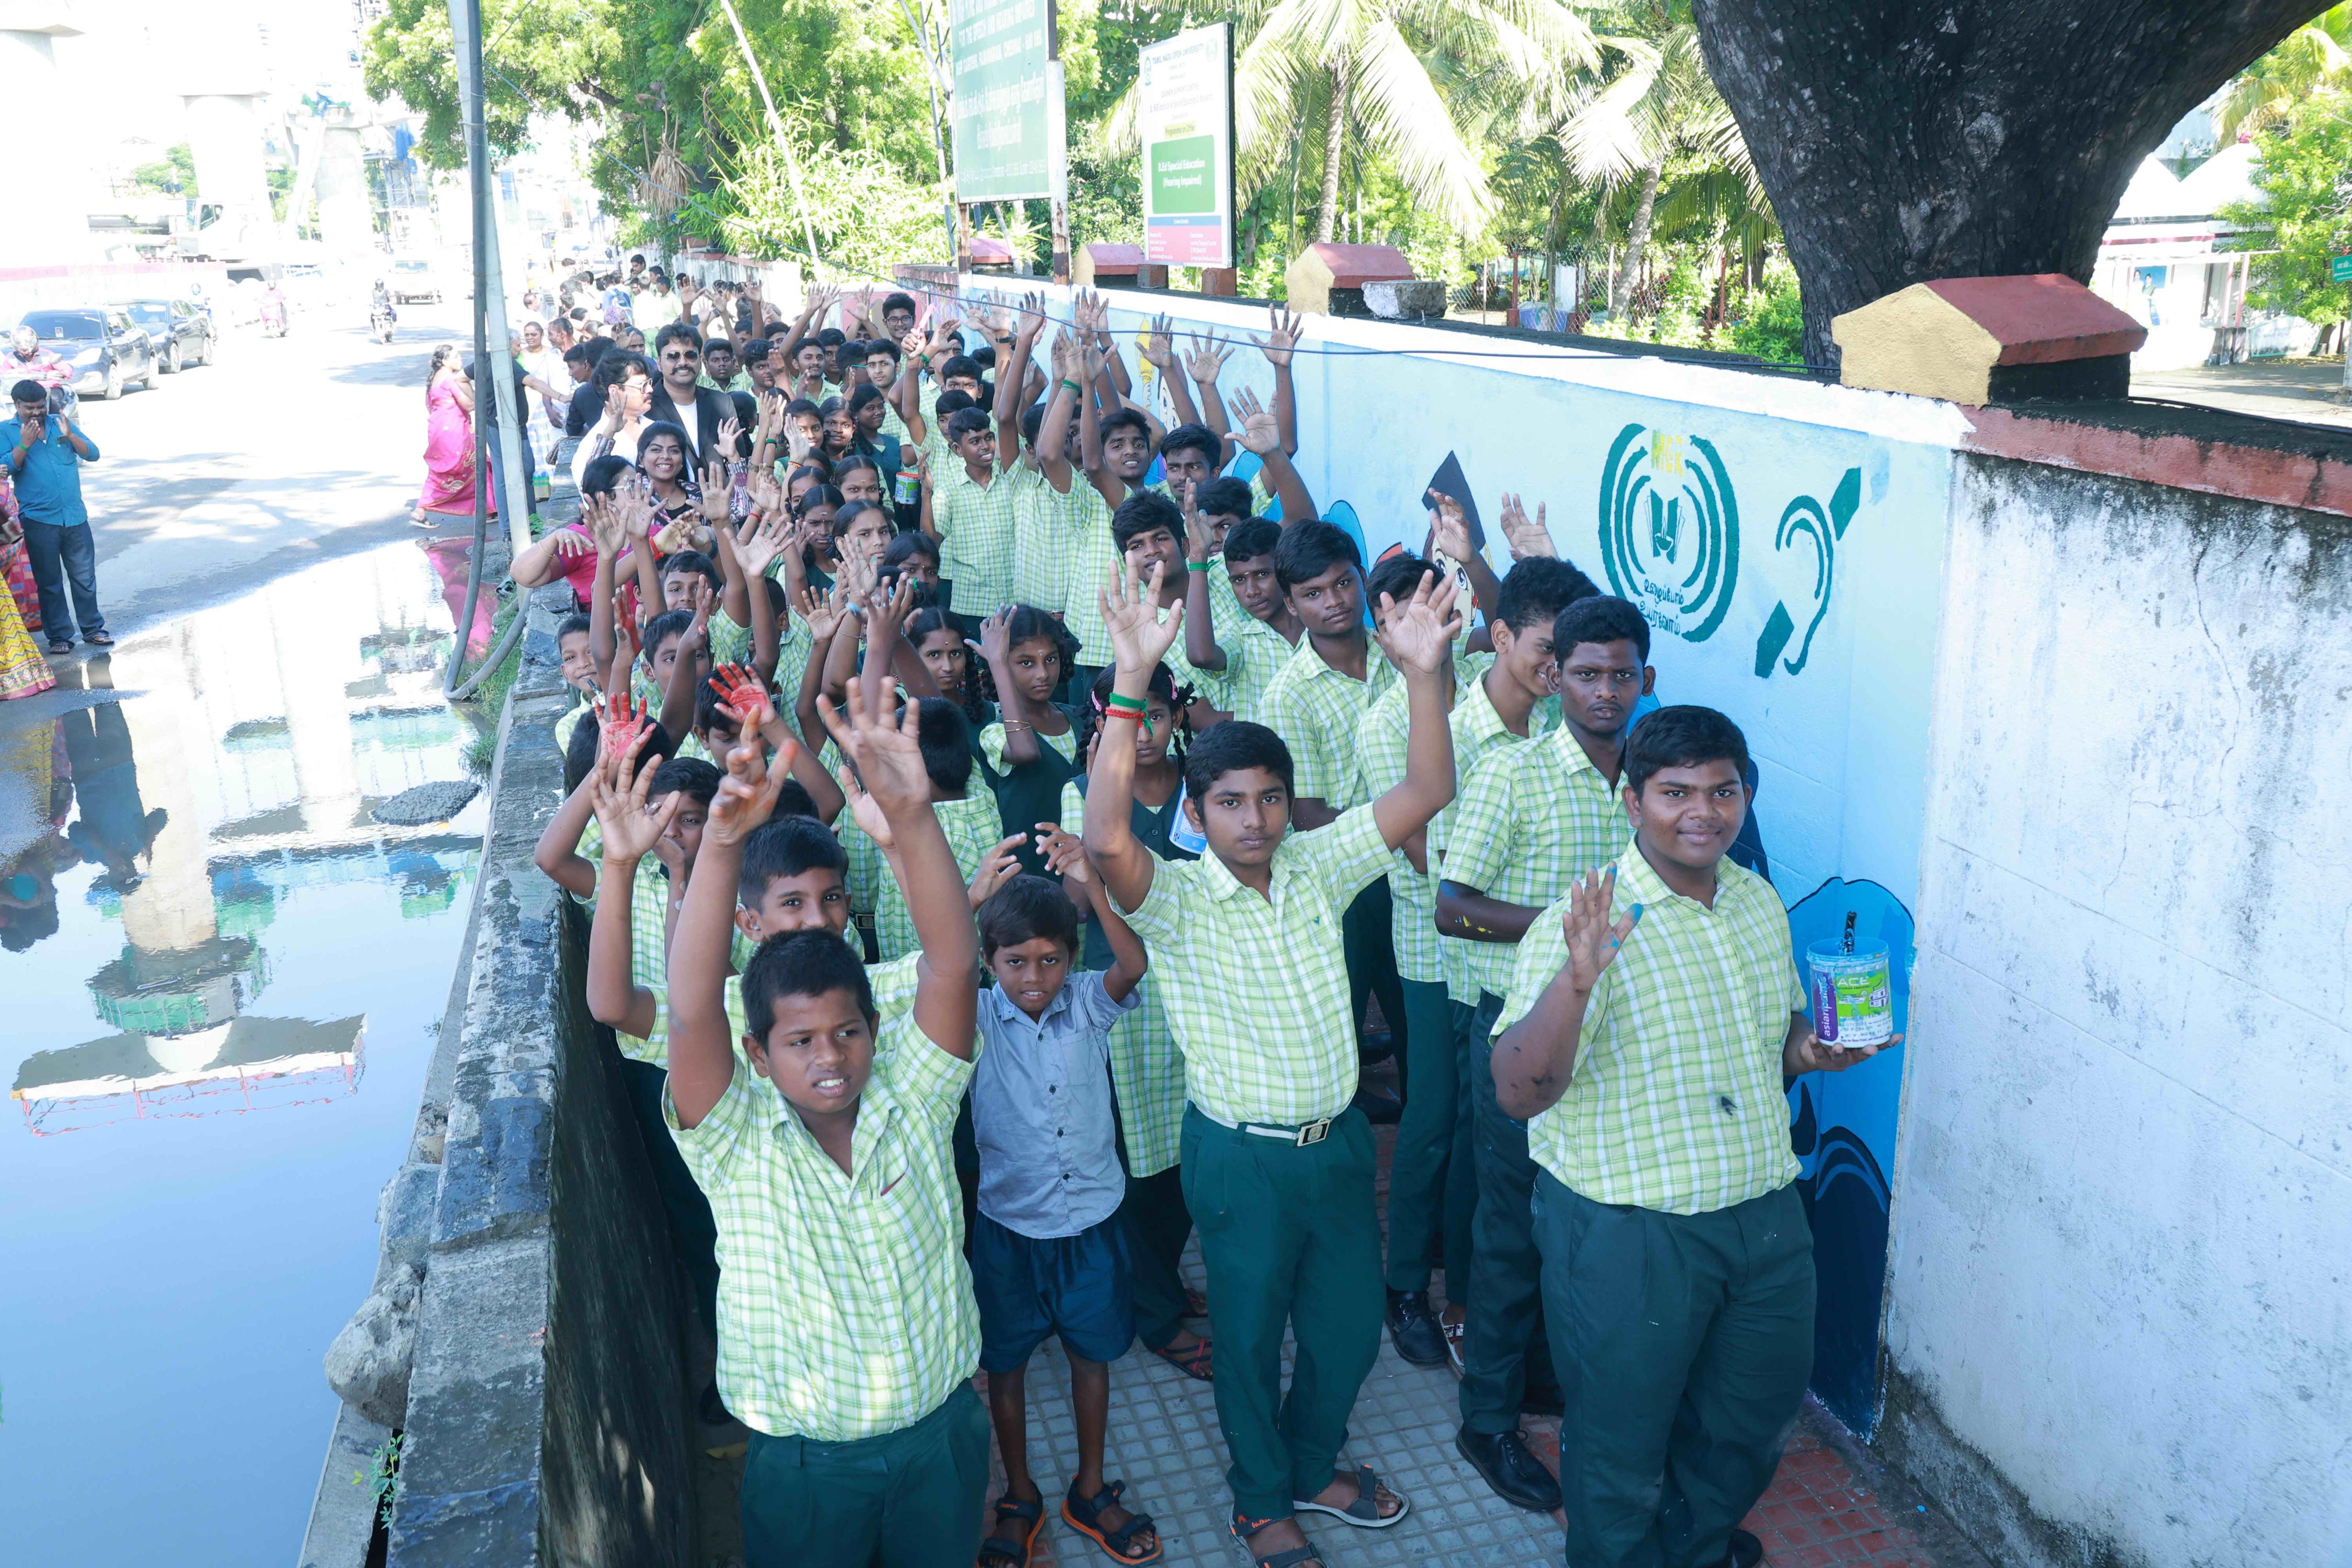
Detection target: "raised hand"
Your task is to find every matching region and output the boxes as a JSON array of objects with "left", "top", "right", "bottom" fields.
[
  {"left": 1370, "top": 568, "right": 1465, "bottom": 676},
  {"left": 1229, "top": 386, "right": 1279, "bottom": 455},
  {"left": 816, "top": 678, "right": 931, "bottom": 820},
  {"left": 1497, "top": 492, "right": 1554, "bottom": 560},
  {"left": 684, "top": 578, "right": 715, "bottom": 648},
  {"left": 1250, "top": 305, "right": 1301, "bottom": 369},
  {"left": 867, "top": 570, "right": 918, "bottom": 646},
  {"left": 701, "top": 460, "right": 735, "bottom": 526},
  {"left": 1034, "top": 824, "right": 1093, "bottom": 886},
  {"left": 966, "top": 834, "right": 1028, "bottom": 910},
  {"left": 584, "top": 494, "right": 626, "bottom": 555},
  {"left": 1183, "top": 495, "right": 1216, "bottom": 563},
  {"left": 732, "top": 510, "right": 790, "bottom": 579},
  {"left": 716, "top": 416, "right": 743, "bottom": 458},
  {"left": 1183, "top": 333, "right": 1228, "bottom": 384},
  {"left": 589, "top": 732, "right": 679, "bottom": 865},
  {"left": 1425, "top": 488, "right": 1473, "bottom": 565},
  {"left": 549, "top": 527, "right": 595, "bottom": 560},
  {"left": 1560, "top": 865, "right": 1639, "bottom": 995},
  {"left": 798, "top": 583, "right": 850, "bottom": 643},
  {"left": 1098, "top": 560, "right": 1183, "bottom": 675},
  {"left": 597, "top": 688, "right": 650, "bottom": 756},
  {"left": 970, "top": 604, "right": 1016, "bottom": 678},
  {"left": 708, "top": 726, "right": 799, "bottom": 849},
  {"left": 1143, "top": 313, "right": 1175, "bottom": 368},
  {"left": 710, "top": 662, "right": 774, "bottom": 731},
  {"left": 1013, "top": 290, "right": 1047, "bottom": 342},
  {"left": 652, "top": 514, "right": 700, "bottom": 557}
]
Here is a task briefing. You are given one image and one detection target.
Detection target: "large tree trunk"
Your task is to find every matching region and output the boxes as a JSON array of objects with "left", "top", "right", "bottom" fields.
[
  {"left": 1692, "top": 0, "right": 2332, "bottom": 370},
  {"left": 1315, "top": 55, "right": 1352, "bottom": 243},
  {"left": 1610, "top": 159, "right": 1664, "bottom": 317}
]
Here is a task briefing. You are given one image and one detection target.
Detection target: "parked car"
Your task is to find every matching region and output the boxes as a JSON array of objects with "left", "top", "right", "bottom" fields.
[
  {"left": 113, "top": 298, "right": 215, "bottom": 373},
  {"left": 16, "top": 308, "right": 155, "bottom": 399},
  {"left": 387, "top": 256, "right": 444, "bottom": 305}
]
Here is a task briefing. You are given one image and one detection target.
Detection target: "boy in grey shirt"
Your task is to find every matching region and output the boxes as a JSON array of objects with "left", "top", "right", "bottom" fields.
[{"left": 971, "top": 829, "right": 1160, "bottom": 1566}]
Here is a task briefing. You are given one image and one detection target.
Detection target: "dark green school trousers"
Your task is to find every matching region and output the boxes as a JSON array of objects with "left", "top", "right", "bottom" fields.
[
  {"left": 1342, "top": 880, "right": 1408, "bottom": 1065},
  {"left": 616, "top": 1056, "right": 719, "bottom": 1339},
  {"left": 1535, "top": 1174, "right": 1815, "bottom": 1568},
  {"left": 1121, "top": 1163, "right": 1193, "bottom": 1351},
  {"left": 1458, "top": 989, "right": 1558, "bottom": 1433},
  {"left": 1382, "top": 976, "right": 1469, "bottom": 1294},
  {"left": 739, "top": 1383, "right": 990, "bottom": 1568},
  {"left": 1181, "top": 1104, "right": 1383, "bottom": 1519}
]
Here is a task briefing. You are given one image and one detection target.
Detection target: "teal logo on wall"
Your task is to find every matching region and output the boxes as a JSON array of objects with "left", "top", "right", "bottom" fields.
[{"left": 1597, "top": 424, "right": 1740, "bottom": 643}]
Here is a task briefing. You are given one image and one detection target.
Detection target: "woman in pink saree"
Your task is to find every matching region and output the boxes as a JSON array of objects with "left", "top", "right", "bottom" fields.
[{"left": 412, "top": 344, "right": 494, "bottom": 528}]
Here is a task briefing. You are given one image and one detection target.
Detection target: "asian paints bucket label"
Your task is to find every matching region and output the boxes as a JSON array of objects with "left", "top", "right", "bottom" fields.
[{"left": 1805, "top": 939, "right": 1894, "bottom": 1048}]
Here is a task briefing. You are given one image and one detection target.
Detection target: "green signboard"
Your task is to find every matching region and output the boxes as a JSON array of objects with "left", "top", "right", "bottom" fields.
[
  {"left": 949, "top": 0, "right": 1065, "bottom": 204},
  {"left": 1137, "top": 24, "right": 1234, "bottom": 268},
  {"left": 2332, "top": 253, "right": 2352, "bottom": 282}
]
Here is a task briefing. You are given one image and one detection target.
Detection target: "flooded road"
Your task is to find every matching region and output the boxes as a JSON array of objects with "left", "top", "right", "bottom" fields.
[{"left": 0, "top": 541, "right": 488, "bottom": 1566}]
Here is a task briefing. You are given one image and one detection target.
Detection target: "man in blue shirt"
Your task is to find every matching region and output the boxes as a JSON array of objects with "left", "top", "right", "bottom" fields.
[{"left": 4, "top": 378, "right": 107, "bottom": 652}]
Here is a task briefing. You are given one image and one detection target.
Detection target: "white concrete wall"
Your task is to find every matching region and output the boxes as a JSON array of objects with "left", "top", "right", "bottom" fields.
[{"left": 1890, "top": 456, "right": 2352, "bottom": 1568}]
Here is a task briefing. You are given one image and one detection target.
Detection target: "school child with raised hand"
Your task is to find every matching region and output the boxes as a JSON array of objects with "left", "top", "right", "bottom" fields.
[
  {"left": 1057, "top": 665, "right": 1212, "bottom": 1384},
  {"left": 1354, "top": 550, "right": 1594, "bottom": 1411},
  {"left": 664, "top": 676, "right": 990, "bottom": 1568},
  {"left": 1491, "top": 706, "right": 1891, "bottom": 1568},
  {"left": 971, "top": 844, "right": 1163, "bottom": 1567},
  {"left": 1082, "top": 559, "right": 1462, "bottom": 1568},
  {"left": 1181, "top": 515, "right": 1300, "bottom": 728}
]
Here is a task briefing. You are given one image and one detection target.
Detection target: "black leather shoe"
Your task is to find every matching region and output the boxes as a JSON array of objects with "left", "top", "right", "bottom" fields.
[
  {"left": 1455, "top": 1426, "right": 1561, "bottom": 1512},
  {"left": 1717, "top": 1527, "right": 1765, "bottom": 1568},
  {"left": 1385, "top": 1288, "right": 1448, "bottom": 1366}
]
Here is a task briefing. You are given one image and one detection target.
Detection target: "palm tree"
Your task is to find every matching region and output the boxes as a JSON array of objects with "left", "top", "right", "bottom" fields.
[
  {"left": 2216, "top": 3, "right": 2351, "bottom": 140},
  {"left": 1104, "top": 0, "right": 1597, "bottom": 240},
  {"left": 1555, "top": 0, "right": 1755, "bottom": 315}
]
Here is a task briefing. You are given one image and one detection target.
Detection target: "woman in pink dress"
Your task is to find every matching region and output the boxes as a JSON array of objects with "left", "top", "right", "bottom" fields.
[{"left": 412, "top": 345, "right": 494, "bottom": 528}]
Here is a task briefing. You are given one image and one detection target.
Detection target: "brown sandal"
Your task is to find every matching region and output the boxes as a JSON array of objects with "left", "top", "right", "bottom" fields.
[{"left": 1149, "top": 1332, "right": 1212, "bottom": 1382}]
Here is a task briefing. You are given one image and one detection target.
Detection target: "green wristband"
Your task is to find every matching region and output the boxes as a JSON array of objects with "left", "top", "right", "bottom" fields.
[
  {"left": 1186, "top": 560, "right": 1210, "bottom": 571},
  {"left": 1060, "top": 378, "right": 1081, "bottom": 394}
]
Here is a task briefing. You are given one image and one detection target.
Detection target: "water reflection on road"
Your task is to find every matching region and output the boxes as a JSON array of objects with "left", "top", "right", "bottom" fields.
[{"left": 0, "top": 541, "right": 487, "bottom": 1567}]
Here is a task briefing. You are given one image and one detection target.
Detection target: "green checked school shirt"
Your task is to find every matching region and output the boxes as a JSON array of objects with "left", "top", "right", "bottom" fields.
[
  {"left": 665, "top": 997, "right": 978, "bottom": 1441},
  {"left": 1444, "top": 723, "right": 1631, "bottom": 1005},
  {"left": 841, "top": 793, "right": 1006, "bottom": 962},
  {"left": 1124, "top": 806, "right": 1392, "bottom": 1126},
  {"left": 1200, "top": 607, "right": 1294, "bottom": 727},
  {"left": 1260, "top": 637, "right": 1396, "bottom": 812},
  {"left": 1429, "top": 664, "right": 1562, "bottom": 1003},
  {"left": 1353, "top": 653, "right": 1552, "bottom": 985},
  {"left": 1494, "top": 848, "right": 1806, "bottom": 1216},
  {"left": 1059, "top": 780, "right": 1185, "bottom": 1175},
  {"left": 933, "top": 460, "right": 1020, "bottom": 618},
  {"left": 1056, "top": 483, "right": 1122, "bottom": 665},
  {"left": 1007, "top": 461, "right": 1073, "bottom": 617}
]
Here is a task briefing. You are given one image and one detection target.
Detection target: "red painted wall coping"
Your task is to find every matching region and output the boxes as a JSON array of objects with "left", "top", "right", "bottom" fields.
[
  {"left": 1299, "top": 241, "right": 1413, "bottom": 287},
  {"left": 1921, "top": 275, "right": 2147, "bottom": 366},
  {"left": 1962, "top": 405, "right": 2352, "bottom": 520},
  {"left": 1083, "top": 243, "right": 1144, "bottom": 272}
]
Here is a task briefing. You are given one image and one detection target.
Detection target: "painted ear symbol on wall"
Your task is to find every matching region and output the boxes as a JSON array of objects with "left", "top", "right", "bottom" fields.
[{"left": 1753, "top": 466, "right": 1862, "bottom": 678}]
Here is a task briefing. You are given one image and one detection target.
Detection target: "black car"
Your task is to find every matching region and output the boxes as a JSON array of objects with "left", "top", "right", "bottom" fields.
[
  {"left": 16, "top": 308, "right": 155, "bottom": 400},
  {"left": 114, "top": 298, "right": 215, "bottom": 374}
]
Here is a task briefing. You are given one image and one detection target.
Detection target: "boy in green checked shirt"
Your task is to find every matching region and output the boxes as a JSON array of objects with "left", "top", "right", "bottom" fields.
[
  {"left": 922, "top": 406, "right": 1019, "bottom": 630},
  {"left": 1435, "top": 593, "right": 1646, "bottom": 1504},
  {"left": 1354, "top": 553, "right": 1589, "bottom": 1437},
  {"left": 1084, "top": 559, "right": 1461, "bottom": 1568},
  {"left": 1493, "top": 706, "right": 1888, "bottom": 1568},
  {"left": 1182, "top": 515, "right": 1301, "bottom": 726},
  {"left": 664, "top": 676, "right": 991, "bottom": 1568}
]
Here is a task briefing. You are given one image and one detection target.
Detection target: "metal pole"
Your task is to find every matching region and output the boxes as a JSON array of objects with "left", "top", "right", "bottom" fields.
[
  {"left": 896, "top": 0, "right": 957, "bottom": 263},
  {"left": 447, "top": 0, "right": 532, "bottom": 559}
]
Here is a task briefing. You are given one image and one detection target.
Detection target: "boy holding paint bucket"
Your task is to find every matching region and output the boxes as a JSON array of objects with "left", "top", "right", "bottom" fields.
[{"left": 1490, "top": 705, "right": 1890, "bottom": 1568}]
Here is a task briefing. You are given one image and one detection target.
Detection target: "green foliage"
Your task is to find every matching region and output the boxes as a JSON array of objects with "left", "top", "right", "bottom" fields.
[
  {"left": 1726, "top": 263, "right": 1805, "bottom": 362},
  {"left": 351, "top": 1434, "right": 402, "bottom": 1530},
  {"left": 718, "top": 129, "right": 948, "bottom": 275},
  {"left": 362, "top": 0, "right": 618, "bottom": 172},
  {"left": 2221, "top": 96, "right": 2352, "bottom": 329},
  {"left": 129, "top": 143, "right": 197, "bottom": 197}
]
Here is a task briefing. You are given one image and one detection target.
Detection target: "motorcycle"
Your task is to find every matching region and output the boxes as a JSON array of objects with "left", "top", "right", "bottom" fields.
[{"left": 370, "top": 303, "right": 398, "bottom": 343}]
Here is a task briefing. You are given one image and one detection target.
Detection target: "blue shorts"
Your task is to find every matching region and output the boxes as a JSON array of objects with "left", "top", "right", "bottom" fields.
[{"left": 972, "top": 1210, "right": 1135, "bottom": 1373}]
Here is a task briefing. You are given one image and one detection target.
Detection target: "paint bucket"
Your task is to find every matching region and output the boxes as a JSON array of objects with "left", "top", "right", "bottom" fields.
[{"left": 1806, "top": 939, "right": 1894, "bottom": 1048}]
